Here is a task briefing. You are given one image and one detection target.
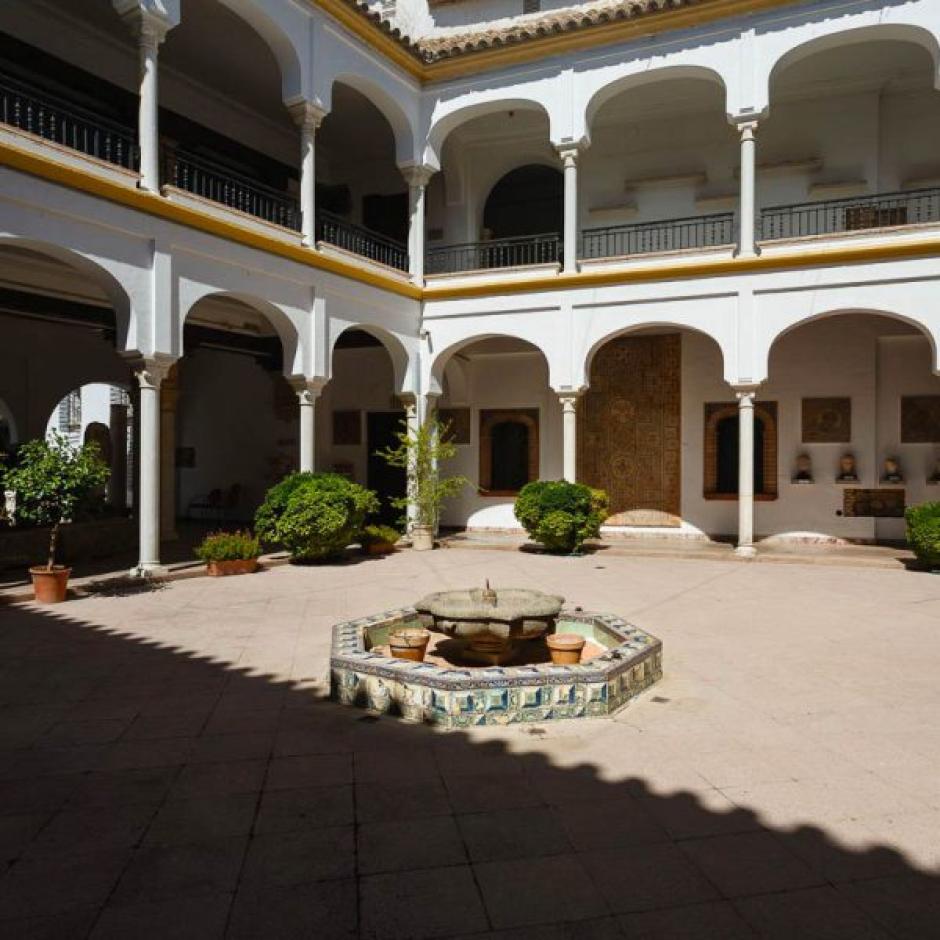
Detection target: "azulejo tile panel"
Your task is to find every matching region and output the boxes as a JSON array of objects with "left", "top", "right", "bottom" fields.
[{"left": 329, "top": 608, "right": 662, "bottom": 728}]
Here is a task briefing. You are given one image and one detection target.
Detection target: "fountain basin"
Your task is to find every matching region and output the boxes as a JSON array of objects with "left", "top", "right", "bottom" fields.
[{"left": 330, "top": 607, "right": 662, "bottom": 728}]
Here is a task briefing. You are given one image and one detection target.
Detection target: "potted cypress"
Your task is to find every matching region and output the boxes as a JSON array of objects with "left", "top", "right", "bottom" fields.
[
  {"left": 2, "top": 433, "right": 109, "bottom": 603},
  {"left": 376, "top": 416, "right": 468, "bottom": 551}
]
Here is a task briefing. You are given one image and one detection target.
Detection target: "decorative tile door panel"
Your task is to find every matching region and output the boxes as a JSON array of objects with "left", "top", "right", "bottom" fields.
[{"left": 578, "top": 334, "right": 681, "bottom": 526}]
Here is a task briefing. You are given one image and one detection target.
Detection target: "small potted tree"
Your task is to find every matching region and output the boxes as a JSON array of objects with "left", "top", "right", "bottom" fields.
[
  {"left": 376, "top": 416, "right": 468, "bottom": 551},
  {"left": 194, "top": 530, "right": 261, "bottom": 576},
  {"left": 359, "top": 524, "right": 401, "bottom": 556},
  {"left": 2, "top": 433, "right": 109, "bottom": 603}
]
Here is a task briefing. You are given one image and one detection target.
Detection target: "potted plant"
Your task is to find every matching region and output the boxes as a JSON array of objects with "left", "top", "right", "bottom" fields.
[
  {"left": 255, "top": 472, "right": 379, "bottom": 563},
  {"left": 514, "top": 480, "right": 609, "bottom": 555},
  {"left": 2, "top": 433, "right": 109, "bottom": 603},
  {"left": 545, "top": 632, "right": 587, "bottom": 665},
  {"left": 905, "top": 501, "right": 940, "bottom": 571},
  {"left": 194, "top": 530, "right": 261, "bottom": 576},
  {"left": 376, "top": 416, "right": 468, "bottom": 551},
  {"left": 388, "top": 627, "right": 430, "bottom": 662},
  {"left": 360, "top": 524, "right": 400, "bottom": 556}
]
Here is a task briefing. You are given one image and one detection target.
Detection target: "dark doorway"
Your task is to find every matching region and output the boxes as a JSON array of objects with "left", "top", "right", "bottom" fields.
[
  {"left": 716, "top": 415, "right": 765, "bottom": 494},
  {"left": 483, "top": 165, "right": 563, "bottom": 239},
  {"left": 367, "top": 411, "right": 407, "bottom": 526},
  {"left": 363, "top": 193, "right": 408, "bottom": 243},
  {"left": 490, "top": 421, "right": 531, "bottom": 492}
]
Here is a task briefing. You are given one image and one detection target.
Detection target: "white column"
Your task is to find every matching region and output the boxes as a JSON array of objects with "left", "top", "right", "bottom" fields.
[
  {"left": 559, "top": 393, "right": 580, "bottom": 482},
  {"left": 292, "top": 379, "right": 323, "bottom": 473},
  {"left": 401, "top": 166, "right": 434, "bottom": 284},
  {"left": 291, "top": 103, "right": 326, "bottom": 247},
  {"left": 737, "top": 120, "right": 759, "bottom": 257},
  {"left": 131, "top": 358, "right": 173, "bottom": 576},
  {"left": 558, "top": 146, "right": 580, "bottom": 273},
  {"left": 735, "top": 387, "right": 758, "bottom": 557}
]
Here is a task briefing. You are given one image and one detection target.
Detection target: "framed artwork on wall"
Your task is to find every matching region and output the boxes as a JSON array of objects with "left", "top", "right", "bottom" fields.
[
  {"left": 332, "top": 410, "right": 361, "bottom": 446},
  {"left": 801, "top": 397, "right": 851, "bottom": 443},
  {"left": 901, "top": 396, "right": 940, "bottom": 443}
]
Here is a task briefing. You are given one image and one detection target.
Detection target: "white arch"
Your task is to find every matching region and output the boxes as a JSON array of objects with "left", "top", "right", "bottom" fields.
[
  {"left": 762, "top": 308, "right": 940, "bottom": 382},
  {"left": 326, "top": 74, "right": 418, "bottom": 166},
  {"left": 584, "top": 65, "right": 728, "bottom": 136},
  {"left": 328, "top": 323, "right": 413, "bottom": 396},
  {"left": 424, "top": 97, "right": 554, "bottom": 171},
  {"left": 0, "top": 236, "right": 134, "bottom": 352},
  {"left": 427, "top": 330, "right": 555, "bottom": 397},
  {"left": 473, "top": 156, "right": 563, "bottom": 240},
  {"left": 180, "top": 291, "right": 302, "bottom": 379},
  {"left": 762, "top": 22, "right": 940, "bottom": 116},
  {"left": 580, "top": 321, "right": 730, "bottom": 390},
  {"left": 215, "top": 0, "right": 306, "bottom": 102}
]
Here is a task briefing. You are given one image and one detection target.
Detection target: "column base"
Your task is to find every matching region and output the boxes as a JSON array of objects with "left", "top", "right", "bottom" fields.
[
  {"left": 733, "top": 545, "right": 757, "bottom": 559},
  {"left": 128, "top": 563, "right": 170, "bottom": 578}
]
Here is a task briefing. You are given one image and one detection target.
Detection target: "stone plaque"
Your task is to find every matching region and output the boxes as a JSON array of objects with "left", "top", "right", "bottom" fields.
[
  {"left": 842, "top": 488, "right": 905, "bottom": 517},
  {"left": 901, "top": 396, "right": 940, "bottom": 443},
  {"left": 332, "top": 410, "right": 361, "bottom": 446},
  {"left": 802, "top": 397, "right": 851, "bottom": 443},
  {"left": 578, "top": 334, "right": 681, "bottom": 526},
  {"left": 438, "top": 408, "right": 471, "bottom": 445}
]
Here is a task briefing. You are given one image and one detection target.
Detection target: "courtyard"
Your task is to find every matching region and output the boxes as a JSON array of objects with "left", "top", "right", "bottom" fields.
[{"left": 0, "top": 547, "right": 938, "bottom": 938}]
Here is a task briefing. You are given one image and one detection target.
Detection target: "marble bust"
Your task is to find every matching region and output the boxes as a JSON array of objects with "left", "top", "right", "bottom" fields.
[
  {"left": 883, "top": 456, "right": 904, "bottom": 483},
  {"left": 794, "top": 452, "right": 813, "bottom": 483},
  {"left": 837, "top": 453, "right": 858, "bottom": 482}
]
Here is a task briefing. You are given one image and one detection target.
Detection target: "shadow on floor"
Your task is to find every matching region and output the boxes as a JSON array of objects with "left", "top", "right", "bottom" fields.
[{"left": 0, "top": 598, "right": 937, "bottom": 938}]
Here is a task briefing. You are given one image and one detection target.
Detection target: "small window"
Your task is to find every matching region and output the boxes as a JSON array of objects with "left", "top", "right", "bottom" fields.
[
  {"left": 479, "top": 409, "right": 539, "bottom": 496},
  {"left": 523, "top": 0, "right": 540, "bottom": 13}
]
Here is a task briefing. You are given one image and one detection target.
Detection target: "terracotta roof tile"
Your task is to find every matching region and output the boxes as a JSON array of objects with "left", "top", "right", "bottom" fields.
[{"left": 338, "top": 0, "right": 703, "bottom": 64}]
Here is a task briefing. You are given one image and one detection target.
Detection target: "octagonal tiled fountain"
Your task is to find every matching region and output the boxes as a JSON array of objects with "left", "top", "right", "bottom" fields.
[{"left": 330, "top": 585, "right": 662, "bottom": 728}]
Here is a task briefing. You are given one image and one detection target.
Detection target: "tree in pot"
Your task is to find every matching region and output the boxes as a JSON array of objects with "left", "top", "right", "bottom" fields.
[
  {"left": 2, "top": 433, "right": 110, "bottom": 602},
  {"left": 376, "top": 416, "right": 468, "bottom": 551}
]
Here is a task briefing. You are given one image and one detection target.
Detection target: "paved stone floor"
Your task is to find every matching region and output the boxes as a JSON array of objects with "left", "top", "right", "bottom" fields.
[{"left": 1, "top": 547, "right": 939, "bottom": 938}]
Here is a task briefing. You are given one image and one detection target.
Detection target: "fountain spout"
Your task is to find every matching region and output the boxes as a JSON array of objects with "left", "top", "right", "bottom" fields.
[{"left": 481, "top": 579, "right": 497, "bottom": 607}]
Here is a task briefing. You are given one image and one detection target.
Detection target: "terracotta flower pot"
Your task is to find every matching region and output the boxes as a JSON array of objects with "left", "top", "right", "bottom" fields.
[
  {"left": 411, "top": 525, "right": 435, "bottom": 552},
  {"left": 30, "top": 565, "right": 71, "bottom": 604},
  {"left": 546, "top": 632, "right": 586, "bottom": 666},
  {"left": 207, "top": 558, "right": 259, "bottom": 577},
  {"left": 366, "top": 542, "right": 395, "bottom": 556},
  {"left": 389, "top": 628, "right": 430, "bottom": 662}
]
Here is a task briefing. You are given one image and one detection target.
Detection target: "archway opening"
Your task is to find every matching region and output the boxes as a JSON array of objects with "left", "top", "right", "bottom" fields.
[
  {"left": 482, "top": 164, "right": 563, "bottom": 240},
  {"left": 316, "top": 83, "right": 409, "bottom": 270},
  {"left": 764, "top": 311, "right": 940, "bottom": 543},
  {"left": 582, "top": 75, "right": 733, "bottom": 259},
  {"left": 324, "top": 328, "right": 404, "bottom": 526},
  {"left": 176, "top": 296, "right": 294, "bottom": 532},
  {"left": 763, "top": 36, "right": 940, "bottom": 239},
  {"left": 434, "top": 336, "right": 553, "bottom": 530}
]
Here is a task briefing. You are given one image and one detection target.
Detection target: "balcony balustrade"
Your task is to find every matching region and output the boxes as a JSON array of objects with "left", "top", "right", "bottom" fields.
[
  {"left": 0, "top": 75, "right": 138, "bottom": 170},
  {"left": 760, "top": 188, "right": 940, "bottom": 240},
  {"left": 581, "top": 213, "right": 735, "bottom": 260},
  {"left": 426, "top": 232, "right": 562, "bottom": 275},
  {"left": 316, "top": 210, "right": 409, "bottom": 272},
  {"left": 162, "top": 149, "right": 302, "bottom": 232}
]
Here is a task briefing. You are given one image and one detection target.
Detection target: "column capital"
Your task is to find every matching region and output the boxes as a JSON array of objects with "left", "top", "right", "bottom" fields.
[
  {"left": 113, "top": 2, "right": 175, "bottom": 45},
  {"left": 731, "top": 115, "right": 759, "bottom": 138},
  {"left": 733, "top": 384, "right": 760, "bottom": 403},
  {"left": 396, "top": 393, "right": 418, "bottom": 417},
  {"left": 126, "top": 354, "right": 177, "bottom": 390},
  {"left": 287, "top": 99, "right": 328, "bottom": 132},
  {"left": 288, "top": 376, "right": 327, "bottom": 404},
  {"left": 398, "top": 163, "right": 436, "bottom": 189}
]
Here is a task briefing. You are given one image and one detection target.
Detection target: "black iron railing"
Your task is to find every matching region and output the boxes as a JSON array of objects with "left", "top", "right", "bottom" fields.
[
  {"left": 426, "top": 232, "right": 562, "bottom": 274},
  {"left": 163, "top": 149, "right": 301, "bottom": 231},
  {"left": 0, "top": 75, "right": 138, "bottom": 170},
  {"left": 581, "top": 213, "right": 735, "bottom": 260},
  {"left": 316, "top": 210, "right": 409, "bottom": 272},
  {"left": 760, "top": 188, "right": 940, "bottom": 240}
]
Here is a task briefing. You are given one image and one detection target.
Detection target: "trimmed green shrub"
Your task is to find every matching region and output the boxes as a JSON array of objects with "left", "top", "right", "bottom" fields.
[
  {"left": 514, "top": 480, "right": 609, "bottom": 554},
  {"left": 254, "top": 472, "right": 379, "bottom": 562},
  {"left": 194, "top": 530, "right": 260, "bottom": 562},
  {"left": 360, "top": 524, "right": 401, "bottom": 547},
  {"left": 905, "top": 501, "right": 940, "bottom": 568}
]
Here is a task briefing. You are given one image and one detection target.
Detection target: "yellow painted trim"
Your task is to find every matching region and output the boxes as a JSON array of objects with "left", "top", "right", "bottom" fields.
[
  {"left": 5, "top": 140, "right": 940, "bottom": 307},
  {"left": 424, "top": 237, "right": 940, "bottom": 299},
  {"left": 0, "top": 140, "right": 422, "bottom": 301},
  {"left": 312, "top": 0, "right": 797, "bottom": 84}
]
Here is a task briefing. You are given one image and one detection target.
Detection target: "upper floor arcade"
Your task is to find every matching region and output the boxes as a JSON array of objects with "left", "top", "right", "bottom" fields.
[{"left": 4, "top": 0, "right": 940, "bottom": 290}]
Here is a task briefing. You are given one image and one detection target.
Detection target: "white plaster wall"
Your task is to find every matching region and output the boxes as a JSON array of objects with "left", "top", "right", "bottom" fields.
[
  {"left": 437, "top": 348, "right": 562, "bottom": 529},
  {"left": 176, "top": 348, "right": 293, "bottom": 518}
]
